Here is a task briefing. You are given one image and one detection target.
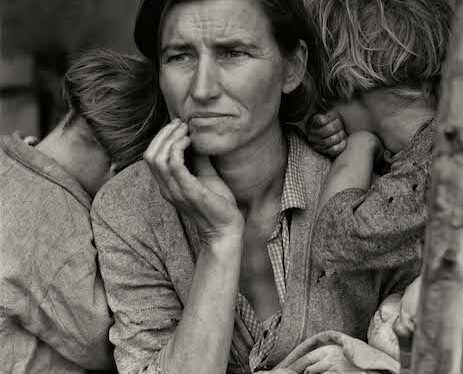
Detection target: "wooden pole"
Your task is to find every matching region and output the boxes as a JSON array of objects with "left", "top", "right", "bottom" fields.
[{"left": 410, "top": 1, "right": 463, "bottom": 373}]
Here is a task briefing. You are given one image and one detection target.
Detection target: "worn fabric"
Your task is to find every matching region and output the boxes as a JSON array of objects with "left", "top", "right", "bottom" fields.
[
  {"left": 312, "top": 119, "right": 435, "bottom": 274},
  {"left": 93, "top": 126, "right": 418, "bottom": 374},
  {"left": 0, "top": 134, "right": 114, "bottom": 374}
]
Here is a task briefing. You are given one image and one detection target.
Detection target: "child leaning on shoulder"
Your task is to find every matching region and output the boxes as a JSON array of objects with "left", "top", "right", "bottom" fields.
[{"left": 305, "top": 0, "right": 453, "bottom": 359}]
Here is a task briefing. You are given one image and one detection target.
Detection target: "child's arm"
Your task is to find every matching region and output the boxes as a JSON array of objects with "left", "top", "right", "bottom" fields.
[
  {"left": 312, "top": 128, "right": 431, "bottom": 273},
  {"left": 318, "top": 131, "right": 383, "bottom": 212}
]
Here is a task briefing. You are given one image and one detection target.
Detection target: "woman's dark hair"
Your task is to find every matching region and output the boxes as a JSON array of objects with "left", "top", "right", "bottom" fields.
[
  {"left": 134, "top": 0, "right": 325, "bottom": 123},
  {"left": 63, "top": 49, "right": 168, "bottom": 171}
]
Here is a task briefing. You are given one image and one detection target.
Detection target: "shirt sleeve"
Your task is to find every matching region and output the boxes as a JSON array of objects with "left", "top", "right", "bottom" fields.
[
  {"left": 91, "top": 207, "right": 182, "bottom": 374},
  {"left": 312, "top": 157, "right": 429, "bottom": 272},
  {"left": 19, "top": 242, "right": 115, "bottom": 370},
  {"left": 45, "top": 250, "right": 115, "bottom": 369}
]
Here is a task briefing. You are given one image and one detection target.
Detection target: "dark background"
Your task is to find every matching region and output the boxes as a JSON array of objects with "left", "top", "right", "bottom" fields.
[{"left": 0, "top": 1, "right": 140, "bottom": 138}]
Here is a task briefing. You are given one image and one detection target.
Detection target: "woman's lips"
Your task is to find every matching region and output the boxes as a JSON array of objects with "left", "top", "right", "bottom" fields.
[{"left": 188, "top": 115, "right": 232, "bottom": 128}]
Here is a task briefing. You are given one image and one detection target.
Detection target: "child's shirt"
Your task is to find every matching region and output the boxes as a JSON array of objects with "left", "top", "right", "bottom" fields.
[
  {"left": 312, "top": 118, "right": 435, "bottom": 279},
  {"left": 0, "top": 134, "right": 114, "bottom": 373}
]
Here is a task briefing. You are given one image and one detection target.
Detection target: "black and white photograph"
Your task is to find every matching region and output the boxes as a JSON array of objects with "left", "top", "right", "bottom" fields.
[{"left": 0, "top": 0, "right": 462, "bottom": 373}]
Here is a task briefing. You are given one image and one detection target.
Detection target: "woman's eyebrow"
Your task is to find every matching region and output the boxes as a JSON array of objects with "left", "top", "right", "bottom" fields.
[
  {"left": 214, "top": 39, "right": 258, "bottom": 50},
  {"left": 161, "top": 42, "right": 192, "bottom": 55},
  {"left": 160, "top": 39, "right": 259, "bottom": 55}
]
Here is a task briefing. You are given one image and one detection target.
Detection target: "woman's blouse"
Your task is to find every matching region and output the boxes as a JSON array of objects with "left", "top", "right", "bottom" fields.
[
  {"left": 92, "top": 126, "right": 419, "bottom": 374},
  {"left": 238, "top": 130, "right": 307, "bottom": 371}
]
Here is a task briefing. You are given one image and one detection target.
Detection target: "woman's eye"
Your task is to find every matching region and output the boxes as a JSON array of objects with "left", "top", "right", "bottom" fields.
[
  {"left": 166, "top": 54, "right": 192, "bottom": 63},
  {"left": 221, "top": 50, "right": 250, "bottom": 60}
]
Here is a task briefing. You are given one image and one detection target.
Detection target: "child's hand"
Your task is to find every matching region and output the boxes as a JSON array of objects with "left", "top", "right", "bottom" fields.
[
  {"left": 307, "top": 110, "right": 347, "bottom": 158},
  {"left": 394, "top": 276, "right": 422, "bottom": 339}
]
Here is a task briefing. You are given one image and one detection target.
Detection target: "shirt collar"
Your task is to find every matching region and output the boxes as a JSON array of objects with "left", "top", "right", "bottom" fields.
[
  {"left": 280, "top": 127, "right": 306, "bottom": 212},
  {"left": 0, "top": 133, "right": 92, "bottom": 209}
]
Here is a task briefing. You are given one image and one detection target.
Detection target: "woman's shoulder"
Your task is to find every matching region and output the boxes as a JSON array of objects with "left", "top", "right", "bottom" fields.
[
  {"left": 287, "top": 125, "right": 331, "bottom": 175},
  {"left": 92, "top": 160, "right": 174, "bottom": 221}
]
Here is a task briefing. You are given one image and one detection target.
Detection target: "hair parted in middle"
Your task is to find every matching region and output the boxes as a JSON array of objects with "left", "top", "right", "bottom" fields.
[
  {"left": 63, "top": 49, "right": 168, "bottom": 171},
  {"left": 307, "top": 0, "right": 453, "bottom": 104}
]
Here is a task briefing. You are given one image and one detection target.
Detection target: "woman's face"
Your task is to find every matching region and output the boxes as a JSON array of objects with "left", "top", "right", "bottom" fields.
[{"left": 158, "top": 0, "right": 301, "bottom": 155}]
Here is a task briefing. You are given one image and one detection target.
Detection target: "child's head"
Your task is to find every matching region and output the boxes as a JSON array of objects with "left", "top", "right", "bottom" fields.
[
  {"left": 50, "top": 49, "right": 166, "bottom": 196},
  {"left": 309, "top": 0, "right": 453, "bottom": 108},
  {"left": 62, "top": 49, "right": 167, "bottom": 173}
]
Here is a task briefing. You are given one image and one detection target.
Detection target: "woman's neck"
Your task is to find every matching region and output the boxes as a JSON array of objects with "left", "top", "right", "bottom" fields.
[{"left": 212, "top": 124, "right": 287, "bottom": 212}]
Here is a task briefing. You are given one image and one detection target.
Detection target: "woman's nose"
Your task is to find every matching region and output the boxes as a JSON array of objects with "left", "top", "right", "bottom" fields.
[{"left": 190, "top": 56, "right": 221, "bottom": 103}]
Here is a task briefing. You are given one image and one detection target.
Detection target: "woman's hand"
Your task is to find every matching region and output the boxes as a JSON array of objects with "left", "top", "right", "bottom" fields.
[
  {"left": 144, "top": 119, "right": 244, "bottom": 240},
  {"left": 287, "top": 345, "right": 361, "bottom": 374},
  {"left": 306, "top": 110, "right": 347, "bottom": 158}
]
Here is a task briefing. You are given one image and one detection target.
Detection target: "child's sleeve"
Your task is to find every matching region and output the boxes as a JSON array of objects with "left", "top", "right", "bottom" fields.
[{"left": 312, "top": 157, "right": 429, "bottom": 272}]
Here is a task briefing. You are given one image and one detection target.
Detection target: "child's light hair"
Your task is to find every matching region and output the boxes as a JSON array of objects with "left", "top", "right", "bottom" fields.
[
  {"left": 309, "top": 0, "right": 453, "bottom": 104},
  {"left": 63, "top": 49, "right": 168, "bottom": 171}
]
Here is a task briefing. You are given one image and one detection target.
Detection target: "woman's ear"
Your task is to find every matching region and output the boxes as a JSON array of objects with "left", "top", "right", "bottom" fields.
[{"left": 283, "top": 40, "right": 308, "bottom": 94}]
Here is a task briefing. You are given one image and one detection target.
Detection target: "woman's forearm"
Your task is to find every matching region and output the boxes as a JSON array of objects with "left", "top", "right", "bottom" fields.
[{"left": 160, "top": 233, "right": 243, "bottom": 374}]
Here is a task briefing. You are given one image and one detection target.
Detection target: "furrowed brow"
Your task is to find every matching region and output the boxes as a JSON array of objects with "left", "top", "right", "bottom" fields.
[
  {"left": 214, "top": 39, "right": 258, "bottom": 50},
  {"left": 160, "top": 42, "right": 192, "bottom": 55}
]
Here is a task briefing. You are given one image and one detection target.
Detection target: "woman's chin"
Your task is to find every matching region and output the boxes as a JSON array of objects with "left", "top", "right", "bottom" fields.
[{"left": 190, "top": 134, "right": 235, "bottom": 156}]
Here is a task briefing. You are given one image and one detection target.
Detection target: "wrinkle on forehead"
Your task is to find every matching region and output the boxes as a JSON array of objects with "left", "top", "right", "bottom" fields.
[{"left": 160, "top": 0, "right": 273, "bottom": 49}]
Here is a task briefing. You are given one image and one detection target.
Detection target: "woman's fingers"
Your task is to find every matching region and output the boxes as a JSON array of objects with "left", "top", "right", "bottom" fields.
[
  {"left": 169, "top": 135, "right": 191, "bottom": 170},
  {"left": 144, "top": 120, "right": 189, "bottom": 200},
  {"left": 168, "top": 135, "right": 205, "bottom": 201},
  {"left": 144, "top": 118, "right": 182, "bottom": 162},
  {"left": 144, "top": 118, "right": 242, "bottom": 233},
  {"left": 288, "top": 345, "right": 356, "bottom": 374},
  {"left": 155, "top": 122, "right": 189, "bottom": 174},
  {"left": 303, "top": 359, "right": 330, "bottom": 374},
  {"left": 288, "top": 347, "right": 326, "bottom": 373}
]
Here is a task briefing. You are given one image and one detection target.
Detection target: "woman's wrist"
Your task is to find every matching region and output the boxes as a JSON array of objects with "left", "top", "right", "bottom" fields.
[{"left": 206, "top": 225, "right": 244, "bottom": 261}]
